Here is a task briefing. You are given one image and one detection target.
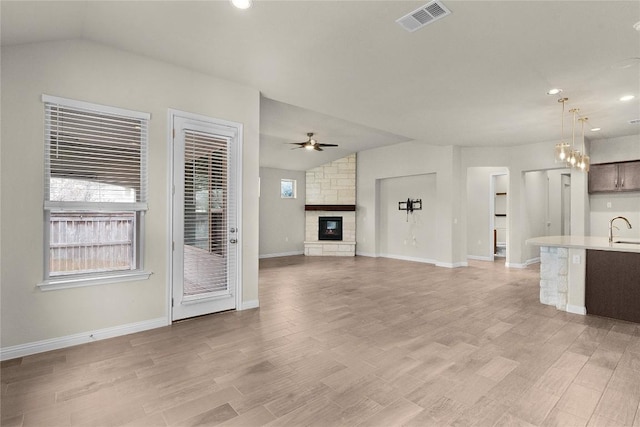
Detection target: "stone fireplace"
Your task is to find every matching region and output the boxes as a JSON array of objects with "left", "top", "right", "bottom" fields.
[{"left": 304, "top": 154, "right": 356, "bottom": 257}]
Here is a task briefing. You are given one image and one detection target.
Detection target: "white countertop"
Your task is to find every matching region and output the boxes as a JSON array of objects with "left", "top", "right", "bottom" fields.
[{"left": 526, "top": 235, "right": 640, "bottom": 253}]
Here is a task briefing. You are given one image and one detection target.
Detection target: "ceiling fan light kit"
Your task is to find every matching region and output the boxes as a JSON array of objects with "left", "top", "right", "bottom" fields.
[{"left": 290, "top": 132, "right": 339, "bottom": 152}]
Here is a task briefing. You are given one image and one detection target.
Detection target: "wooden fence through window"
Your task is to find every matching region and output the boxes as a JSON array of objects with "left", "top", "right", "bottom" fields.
[{"left": 49, "top": 212, "right": 135, "bottom": 275}]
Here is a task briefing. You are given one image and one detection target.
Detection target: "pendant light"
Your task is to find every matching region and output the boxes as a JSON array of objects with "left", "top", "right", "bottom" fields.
[
  {"left": 578, "top": 117, "right": 590, "bottom": 172},
  {"left": 554, "top": 98, "right": 570, "bottom": 162},
  {"left": 567, "top": 108, "right": 580, "bottom": 167},
  {"left": 551, "top": 93, "right": 592, "bottom": 172}
]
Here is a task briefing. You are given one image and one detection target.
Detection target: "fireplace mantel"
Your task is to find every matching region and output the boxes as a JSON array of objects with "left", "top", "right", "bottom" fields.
[{"left": 305, "top": 205, "right": 356, "bottom": 212}]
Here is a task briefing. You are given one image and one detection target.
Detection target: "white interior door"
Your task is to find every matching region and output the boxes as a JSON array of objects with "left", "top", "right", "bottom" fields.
[{"left": 172, "top": 114, "right": 240, "bottom": 321}]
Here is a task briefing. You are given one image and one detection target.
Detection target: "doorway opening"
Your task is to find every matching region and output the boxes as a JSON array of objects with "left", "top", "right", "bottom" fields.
[{"left": 490, "top": 173, "right": 508, "bottom": 261}]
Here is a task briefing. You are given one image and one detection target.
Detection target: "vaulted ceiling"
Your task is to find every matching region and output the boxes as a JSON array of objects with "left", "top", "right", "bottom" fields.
[{"left": 2, "top": 1, "right": 639, "bottom": 170}]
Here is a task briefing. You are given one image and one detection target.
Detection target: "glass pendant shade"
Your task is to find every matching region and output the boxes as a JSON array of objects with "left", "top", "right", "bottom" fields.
[
  {"left": 555, "top": 142, "right": 570, "bottom": 162},
  {"left": 552, "top": 98, "right": 590, "bottom": 173}
]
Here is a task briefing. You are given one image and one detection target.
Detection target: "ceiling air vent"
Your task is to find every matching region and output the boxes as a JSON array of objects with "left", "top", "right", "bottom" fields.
[
  {"left": 629, "top": 118, "right": 640, "bottom": 125},
  {"left": 396, "top": 0, "right": 451, "bottom": 32}
]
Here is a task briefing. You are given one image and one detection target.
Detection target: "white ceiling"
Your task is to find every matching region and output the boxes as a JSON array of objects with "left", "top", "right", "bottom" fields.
[{"left": 2, "top": 1, "right": 639, "bottom": 171}]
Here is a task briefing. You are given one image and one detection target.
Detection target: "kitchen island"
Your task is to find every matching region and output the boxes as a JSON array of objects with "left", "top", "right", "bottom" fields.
[{"left": 526, "top": 236, "right": 640, "bottom": 320}]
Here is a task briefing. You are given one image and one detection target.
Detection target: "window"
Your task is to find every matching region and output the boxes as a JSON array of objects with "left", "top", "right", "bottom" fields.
[
  {"left": 281, "top": 179, "right": 296, "bottom": 198},
  {"left": 41, "top": 95, "right": 151, "bottom": 289}
]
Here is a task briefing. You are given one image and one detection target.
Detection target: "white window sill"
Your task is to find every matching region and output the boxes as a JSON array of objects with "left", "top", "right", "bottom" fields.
[{"left": 37, "top": 270, "right": 152, "bottom": 291}]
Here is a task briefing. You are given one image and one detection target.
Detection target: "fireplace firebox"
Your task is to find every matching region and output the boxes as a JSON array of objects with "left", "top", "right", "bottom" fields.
[{"left": 318, "top": 216, "right": 343, "bottom": 241}]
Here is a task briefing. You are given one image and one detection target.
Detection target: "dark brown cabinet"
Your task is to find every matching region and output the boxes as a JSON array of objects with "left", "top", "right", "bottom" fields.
[
  {"left": 588, "top": 160, "right": 640, "bottom": 193},
  {"left": 586, "top": 250, "right": 640, "bottom": 323}
]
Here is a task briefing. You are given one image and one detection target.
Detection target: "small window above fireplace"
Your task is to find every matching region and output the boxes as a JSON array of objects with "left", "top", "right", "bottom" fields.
[{"left": 319, "top": 216, "right": 343, "bottom": 241}]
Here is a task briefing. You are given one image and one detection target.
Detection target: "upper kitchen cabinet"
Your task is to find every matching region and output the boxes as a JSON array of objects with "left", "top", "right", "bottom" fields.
[{"left": 588, "top": 161, "right": 640, "bottom": 193}]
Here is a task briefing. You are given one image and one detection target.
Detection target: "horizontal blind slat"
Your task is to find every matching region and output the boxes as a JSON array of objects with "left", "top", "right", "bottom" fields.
[{"left": 45, "top": 101, "right": 148, "bottom": 204}]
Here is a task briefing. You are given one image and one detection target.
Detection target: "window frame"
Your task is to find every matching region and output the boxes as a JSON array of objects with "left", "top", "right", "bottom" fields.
[
  {"left": 280, "top": 178, "right": 297, "bottom": 199},
  {"left": 38, "top": 95, "right": 152, "bottom": 291}
]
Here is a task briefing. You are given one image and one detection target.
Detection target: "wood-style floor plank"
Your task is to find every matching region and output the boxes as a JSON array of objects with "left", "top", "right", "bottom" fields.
[{"left": 3, "top": 256, "right": 640, "bottom": 426}]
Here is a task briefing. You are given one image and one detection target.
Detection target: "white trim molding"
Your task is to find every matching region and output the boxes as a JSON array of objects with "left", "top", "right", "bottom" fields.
[
  {"left": 38, "top": 270, "right": 152, "bottom": 291},
  {"left": 466, "top": 255, "right": 493, "bottom": 262},
  {"left": 379, "top": 254, "right": 437, "bottom": 265},
  {"left": 1, "top": 317, "right": 168, "bottom": 361},
  {"left": 436, "top": 261, "right": 469, "bottom": 268},
  {"left": 240, "top": 300, "right": 260, "bottom": 310},
  {"left": 506, "top": 257, "right": 540, "bottom": 269},
  {"left": 259, "top": 251, "right": 304, "bottom": 259},
  {"left": 566, "top": 305, "right": 587, "bottom": 315},
  {"left": 355, "top": 251, "right": 378, "bottom": 258}
]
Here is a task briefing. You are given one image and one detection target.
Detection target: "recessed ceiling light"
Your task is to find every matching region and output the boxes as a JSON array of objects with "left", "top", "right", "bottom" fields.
[
  {"left": 590, "top": 127, "right": 601, "bottom": 132},
  {"left": 231, "top": 0, "right": 251, "bottom": 9},
  {"left": 634, "top": 21, "right": 640, "bottom": 32},
  {"left": 620, "top": 95, "right": 635, "bottom": 102},
  {"left": 547, "top": 88, "right": 563, "bottom": 95}
]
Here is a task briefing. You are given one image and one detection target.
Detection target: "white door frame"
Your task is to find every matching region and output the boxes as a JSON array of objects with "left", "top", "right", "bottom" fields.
[
  {"left": 166, "top": 109, "right": 243, "bottom": 323},
  {"left": 489, "top": 172, "right": 508, "bottom": 262}
]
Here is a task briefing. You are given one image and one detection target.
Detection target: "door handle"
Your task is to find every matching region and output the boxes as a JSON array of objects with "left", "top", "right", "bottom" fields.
[{"left": 229, "top": 239, "right": 237, "bottom": 244}]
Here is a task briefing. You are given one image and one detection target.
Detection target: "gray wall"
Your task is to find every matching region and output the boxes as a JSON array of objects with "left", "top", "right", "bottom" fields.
[
  {"left": 378, "top": 173, "right": 437, "bottom": 262},
  {"left": 259, "top": 167, "right": 306, "bottom": 257},
  {"left": 522, "top": 171, "right": 548, "bottom": 261},
  {"left": 357, "top": 143, "right": 464, "bottom": 267},
  {"left": 1, "top": 39, "right": 260, "bottom": 350}
]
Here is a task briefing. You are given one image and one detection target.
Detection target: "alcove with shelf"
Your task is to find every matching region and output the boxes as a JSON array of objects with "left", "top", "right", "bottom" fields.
[{"left": 493, "top": 176, "right": 508, "bottom": 257}]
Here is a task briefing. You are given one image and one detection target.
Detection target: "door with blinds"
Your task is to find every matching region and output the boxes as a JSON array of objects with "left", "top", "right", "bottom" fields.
[{"left": 172, "top": 114, "right": 240, "bottom": 321}]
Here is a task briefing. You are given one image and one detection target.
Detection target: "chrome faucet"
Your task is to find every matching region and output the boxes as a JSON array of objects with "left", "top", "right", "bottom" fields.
[{"left": 609, "top": 216, "right": 632, "bottom": 243}]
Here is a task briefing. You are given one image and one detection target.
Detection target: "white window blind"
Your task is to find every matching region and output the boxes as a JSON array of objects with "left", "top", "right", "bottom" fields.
[
  {"left": 183, "top": 129, "right": 232, "bottom": 296},
  {"left": 42, "top": 95, "right": 150, "bottom": 280}
]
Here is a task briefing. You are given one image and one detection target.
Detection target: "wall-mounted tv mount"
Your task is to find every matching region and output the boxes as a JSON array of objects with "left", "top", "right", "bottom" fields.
[{"left": 398, "top": 198, "right": 422, "bottom": 222}]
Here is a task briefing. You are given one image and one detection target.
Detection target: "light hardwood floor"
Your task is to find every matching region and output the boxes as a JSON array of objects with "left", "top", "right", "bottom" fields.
[{"left": 2, "top": 256, "right": 640, "bottom": 426}]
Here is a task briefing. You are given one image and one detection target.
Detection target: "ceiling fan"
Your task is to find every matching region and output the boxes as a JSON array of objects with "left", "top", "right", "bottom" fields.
[{"left": 290, "top": 132, "right": 338, "bottom": 151}]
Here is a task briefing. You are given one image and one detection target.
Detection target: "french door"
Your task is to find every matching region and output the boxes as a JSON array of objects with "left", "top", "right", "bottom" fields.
[{"left": 171, "top": 114, "right": 240, "bottom": 321}]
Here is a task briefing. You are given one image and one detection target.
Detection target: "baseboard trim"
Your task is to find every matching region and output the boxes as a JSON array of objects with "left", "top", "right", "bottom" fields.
[
  {"left": 379, "top": 254, "right": 437, "bottom": 265},
  {"left": 436, "top": 261, "right": 468, "bottom": 268},
  {"left": 259, "top": 251, "right": 304, "bottom": 259},
  {"left": 355, "top": 252, "right": 377, "bottom": 258},
  {"left": 506, "top": 257, "right": 540, "bottom": 269},
  {"left": 364, "top": 253, "right": 467, "bottom": 268},
  {"left": 0, "top": 317, "right": 168, "bottom": 361},
  {"left": 240, "top": 299, "right": 260, "bottom": 310},
  {"left": 467, "top": 255, "right": 493, "bottom": 262},
  {"left": 505, "top": 262, "right": 525, "bottom": 268},
  {"left": 566, "top": 304, "right": 587, "bottom": 315}
]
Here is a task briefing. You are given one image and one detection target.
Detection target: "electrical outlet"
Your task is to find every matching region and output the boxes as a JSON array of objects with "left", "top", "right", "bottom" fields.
[
  {"left": 572, "top": 254, "right": 581, "bottom": 264},
  {"left": 607, "top": 202, "right": 612, "bottom": 208}
]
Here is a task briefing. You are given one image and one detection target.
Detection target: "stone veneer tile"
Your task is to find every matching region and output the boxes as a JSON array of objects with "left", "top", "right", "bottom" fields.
[
  {"left": 304, "top": 154, "right": 356, "bottom": 256},
  {"left": 538, "top": 246, "right": 569, "bottom": 309}
]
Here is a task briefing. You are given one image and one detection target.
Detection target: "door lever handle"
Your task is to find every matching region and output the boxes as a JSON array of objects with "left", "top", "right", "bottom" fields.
[{"left": 229, "top": 239, "right": 237, "bottom": 244}]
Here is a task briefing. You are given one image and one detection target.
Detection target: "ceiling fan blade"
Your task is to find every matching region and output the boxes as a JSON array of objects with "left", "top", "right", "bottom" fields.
[
  {"left": 314, "top": 146, "right": 324, "bottom": 151},
  {"left": 318, "top": 143, "right": 338, "bottom": 147},
  {"left": 289, "top": 142, "right": 305, "bottom": 146}
]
